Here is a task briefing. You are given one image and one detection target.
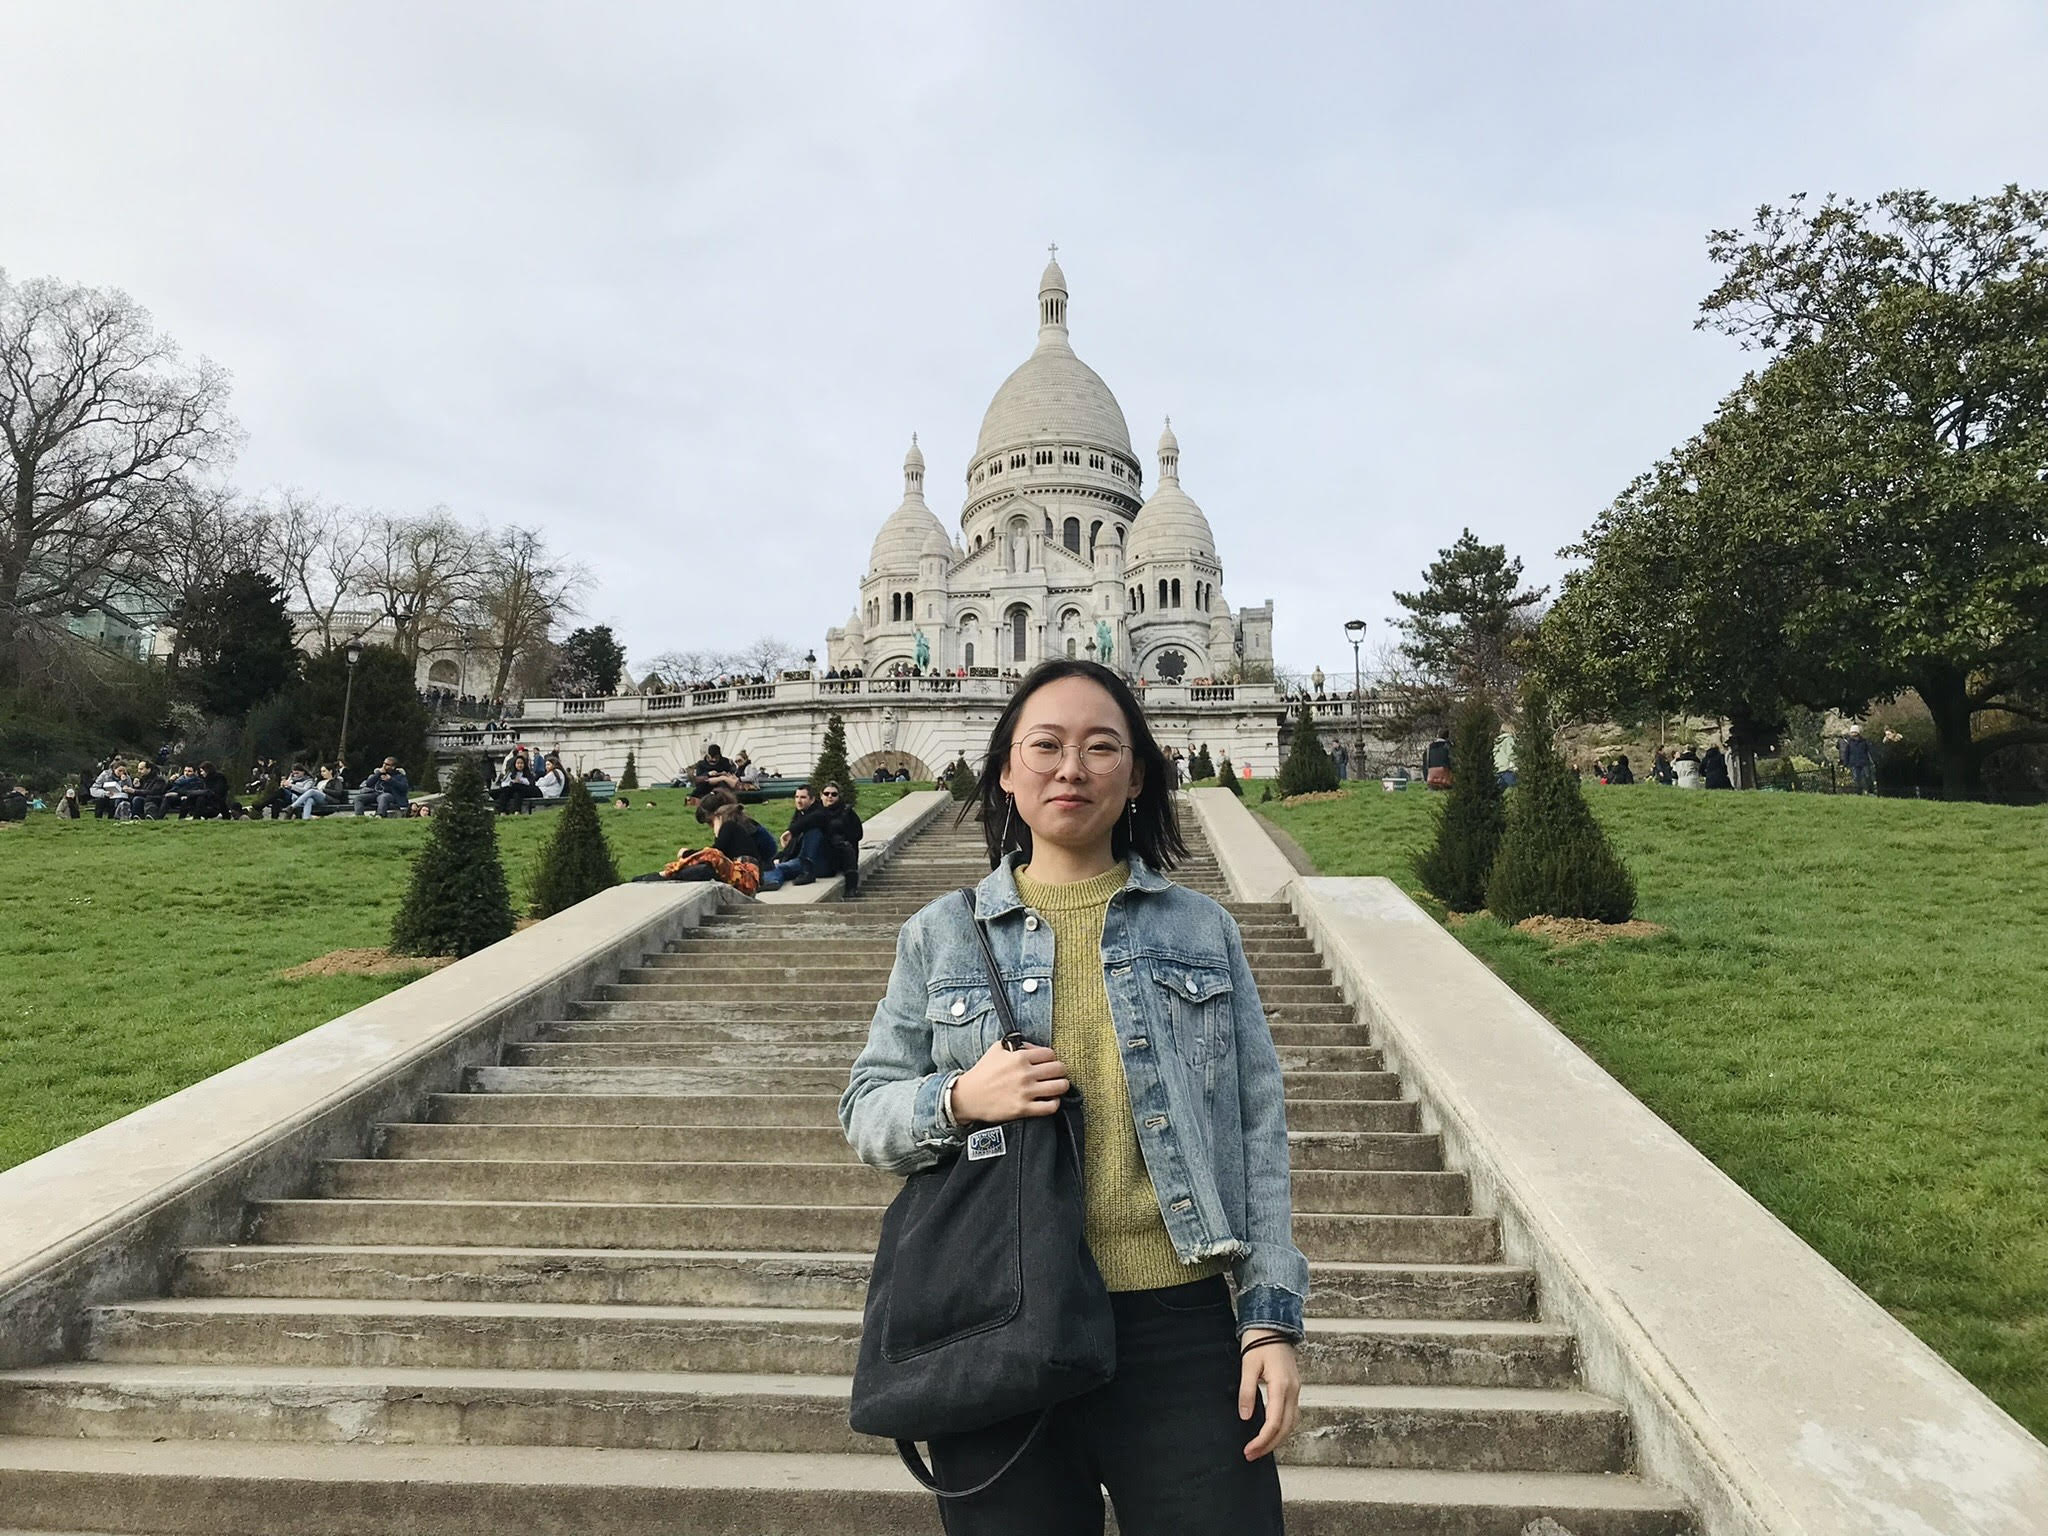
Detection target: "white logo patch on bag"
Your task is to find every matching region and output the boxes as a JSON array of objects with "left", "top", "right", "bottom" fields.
[{"left": 966, "top": 1126, "right": 1007, "bottom": 1161}]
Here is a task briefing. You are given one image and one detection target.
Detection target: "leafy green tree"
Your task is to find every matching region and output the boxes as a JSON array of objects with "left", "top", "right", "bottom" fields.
[
  {"left": 551, "top": 624, "right": 626, "bottom": 696},
  {"left": 391, "top": 757, "right": 515, "bottom": 956},
  {"left": 1276, "top": 701, "right": 1339, "bottom": 796},
  {"left": 1486, "top": 692, "right": 1636, "bottom": 924},
  {"left": 296, "top": 643, "right": 429, "bottom": 779},
  {"left": 1391, "top": 530, "right": 1547, "bottom": 720},
  {"left": 1214, "top": 753, "right": 1243, "bottom": 796},
  {"left": 169, "top": 569, "right": 300, "bottom": 720},
  {"left": 810, "top": 713, "right": 857, "bottom": 810},
  {"left": 618, "top": 750, "right": 638, "bottom": 790},
  {"left": 527, "top": 776, "right": 620, "bottom": 918},
  {"left": 1554, "top": 188, "right": 2048, "bottom": 797},
  {"left": 1415, "top": 698, "right": 1506, "bottom": 912}
]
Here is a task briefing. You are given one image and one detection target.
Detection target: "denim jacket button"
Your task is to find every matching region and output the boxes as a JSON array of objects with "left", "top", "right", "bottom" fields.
[
  {"left": 1024, "top": 914, "right": 1040, "bottom": 930},
  {"left": 1022, "top": 978, "right": 1039, "bottom": 993},
  {"left": 950, "top": 1000, "right": 966, "bottom": 1018}
]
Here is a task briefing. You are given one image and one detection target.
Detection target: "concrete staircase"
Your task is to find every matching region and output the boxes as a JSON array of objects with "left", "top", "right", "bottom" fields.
[{"left": 0, "top": 809, "right": 1693, "bottom": 1534}]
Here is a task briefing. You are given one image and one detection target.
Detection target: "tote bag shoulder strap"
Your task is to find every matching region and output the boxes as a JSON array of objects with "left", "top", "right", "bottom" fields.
[{"left": 957, "top": 887, "right": 1021, "bottom": 1041}]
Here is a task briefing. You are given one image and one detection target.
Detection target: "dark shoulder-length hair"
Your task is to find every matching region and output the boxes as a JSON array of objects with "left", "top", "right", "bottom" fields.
[{"left": 963, "top": 658, "right": 1188, "bottom": 872}]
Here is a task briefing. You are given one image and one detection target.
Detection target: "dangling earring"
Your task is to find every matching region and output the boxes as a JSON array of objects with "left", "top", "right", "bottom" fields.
[
  {"left": 1000, "top": 793, "right": 1015, "bottom": 853},
  {"left": 1126, "top": 796, "right": 1138, "bottom": 849}
]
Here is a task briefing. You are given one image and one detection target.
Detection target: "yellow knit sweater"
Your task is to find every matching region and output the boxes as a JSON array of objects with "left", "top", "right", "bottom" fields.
[{"left": 1013, "top": 861, "right": 1231, "bottom": 1293}]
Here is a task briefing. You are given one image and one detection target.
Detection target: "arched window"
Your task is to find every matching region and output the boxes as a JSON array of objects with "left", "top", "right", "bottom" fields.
[
  {"left": 1009, "top": 605, "right": 1028, "bottom": 663},
  {"left": 1063, "top": 517, "right": 1080, "bottom": 553},
  {"left": 1066, "top": 638, "right": 1077, "bottom": 658},
  {"left": 1088, "top": 520, "right": 1102, "bottom": 558},
  {"left": 973, "top": 533, "right": 983, "bottom": 549},
  {"left": 1011, "top": 453, "right": 1026, "bottom": 469},
  {"left": 1171, "top": 578, "right": 1182, "bottom": 607},
  {"left": 1114, "top": 524, "right": 1126, "bottom": 546},
  {"left": 1157, "top": 579, "right": 1169, "bottom": 609},
  {"left": 1089, "top": 453, "right": 1105, "bottom": 469},
  {"left": 890, "top": 593, "right": 901, "bottom": 623},
  {"left": 964, "top": 641, "right": 975, "bottom": 669},
  {"left": 1062, "top": 449, "right": 1079, "bottom": 465}
]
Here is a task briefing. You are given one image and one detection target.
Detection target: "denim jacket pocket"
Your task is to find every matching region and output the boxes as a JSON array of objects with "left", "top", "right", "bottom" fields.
[
  {"left": 924, "top": 983, "right": 998, "bottom": 1067},
  {"left": 1148, "top": 960, "right": 1234, "bottom": 1067}
]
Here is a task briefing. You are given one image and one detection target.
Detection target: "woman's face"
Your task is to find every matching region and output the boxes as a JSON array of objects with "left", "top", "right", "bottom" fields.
[{"left": 999, "top": 675, "right": 1143, "bottom": 856}]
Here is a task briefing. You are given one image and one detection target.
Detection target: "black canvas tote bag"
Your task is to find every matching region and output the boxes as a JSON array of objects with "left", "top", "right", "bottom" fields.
[{"left": 849, "top": 889, "right": 1116, "bottom": 1496}]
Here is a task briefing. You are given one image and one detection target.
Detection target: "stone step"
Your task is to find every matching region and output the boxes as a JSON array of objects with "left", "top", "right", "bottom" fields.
[
  {"left": 598, "top": 978, "right": 1349, "bottom": 1006},
  {"left": 318, "top": 1159, "right": 1468, "bottom": 1215},
  {"left": 533, "top": 1017, "right": 1376, "bottom": 1047},
  {"left": 82, "top": 1298, "right": 1577, "bottom": 1389},
  {"left": 249, "top": 1200, "right": 1498, "bottom": 1263},
  {"left": 379, "top": 1123, "right": 865, "bottom": 1163},
  {"left": 565, "top": 996, "right": 1362, "bottom": 1024},
  {"left": 463, "top": 1064, "right": 1404, "bottom": 1098},
  {"left": 620, "top": 961, "right": 898, "bottom": 984},
  {"left": 0, "top": 1364, "right": 1629, "bottom": 1471},
  {"left": 376, "top": 1122, "right": 1435, "bottom": 1170},
  {"left": 501, "top": 1040, "right": 1387, "bottom": 1073},
  {"left": 662, "top": 936, "right": 1323, "bottom": 959},
  {"left": 176, "top": 1244, "right": 1536, "bottom": 1320},
  {"left": 0, "top": 1438, "right": 1694, "bottom": 1535},
  {"left": 429, "top": 1093, "right": 849, "bottom": 1126}
]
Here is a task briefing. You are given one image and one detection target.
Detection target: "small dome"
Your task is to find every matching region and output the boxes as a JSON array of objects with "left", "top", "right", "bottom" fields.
[
  {"left": 871, "top": 497, "right": 950, "bottom": 573},
  {"left": 1127, "top": 426, "right": 1215, "bottom": 566},
  {"left": 1040, "top": 254, "right": 1068, "bottom": 296},
  {"left": 843, "top": 606, "right": 865, "bottom": 637},
  {"left": 905, "top": 434, "right": 925, "bottom": 472}
]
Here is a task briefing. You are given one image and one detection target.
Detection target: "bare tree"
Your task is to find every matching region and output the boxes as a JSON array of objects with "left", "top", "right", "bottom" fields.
[
  {"left": 733, "top": 634, "right": 799, "bottom": 678},
  {"left": 358, "top": 510, "right": 484, "bottom": 664},
  {"left": 0, "top": 270, "right": 237, "bottom": 684},
  {"left": 646, "top": 648, "right": 728, "bottom": 688},
  {"left": 471, "top": 524, "right": 590, "bottom": 698}
]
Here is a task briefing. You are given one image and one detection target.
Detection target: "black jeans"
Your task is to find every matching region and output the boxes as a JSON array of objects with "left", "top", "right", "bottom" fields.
[{"left": 926, "top": 1274, "right": 1284, "bottom": 1536}]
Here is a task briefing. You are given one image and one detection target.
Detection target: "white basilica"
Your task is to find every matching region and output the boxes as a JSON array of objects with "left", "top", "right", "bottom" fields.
[{"left": 825, "top": 253, "right": 1273, "bottom": 685}]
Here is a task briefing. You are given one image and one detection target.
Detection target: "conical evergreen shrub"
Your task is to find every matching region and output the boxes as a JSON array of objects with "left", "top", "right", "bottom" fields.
[
  {"left": 1415, "top": 697, "right": 1505, "bottom": 912},
  {"left": 1276, "top": 702, "right": 1340, "bottom": 797},
  {"left": 527, "top": 776, "right": 621, "bottom": 918},
  {"left": 1191, "top": 744, "right": 1214, "bottom": 780},
  {"left": 1486, "top": 692, "right": 1636, "bottom": 924},
  {"left": 417, "top": 753, "right": 441, "bottom": 794},
  {"left": 618, "top": 751, "right": 638, "bottom": 790},
  {"left": 1215, "top": 754, "right": 1244, "bottom": 796},
  {"left": 811, "top": 714, "right": 858, "bottom": 810},
  {"left": 391, "top": 757, "right": 516, "bottom": 956}
]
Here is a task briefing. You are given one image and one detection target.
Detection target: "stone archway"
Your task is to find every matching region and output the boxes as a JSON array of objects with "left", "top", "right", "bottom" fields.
[{"left": 851, "top": 749, "right": 932, "bottom": 782}]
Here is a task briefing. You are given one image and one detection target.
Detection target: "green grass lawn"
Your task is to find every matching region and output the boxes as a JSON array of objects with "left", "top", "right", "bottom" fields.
[
  {"left": 0, "top": 782, "right": 920, "bottom": 1173},
  {"left": 1254, "top": 781, "right": 2048, "bottom": 1442}
]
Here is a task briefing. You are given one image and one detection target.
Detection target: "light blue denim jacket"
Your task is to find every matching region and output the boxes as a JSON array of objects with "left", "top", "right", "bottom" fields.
[{"left": 838, "top": 853, "right": 1310, "bottom": 1341}]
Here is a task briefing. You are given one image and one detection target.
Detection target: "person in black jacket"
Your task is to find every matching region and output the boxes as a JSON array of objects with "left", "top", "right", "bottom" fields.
[
  {"left": 816, "top": 781, "right": 864, "bottom": 896},
  {"left": 768, "top": 784, "right": 830, "bottom": 886},
  {"left": 131, "top": 762, "right": 170, "bottom": 820}
]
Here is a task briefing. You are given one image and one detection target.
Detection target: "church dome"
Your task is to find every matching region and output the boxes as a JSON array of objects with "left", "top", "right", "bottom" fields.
[
  {"left": 868, "top": 435, "right": 951, "bottom": 573},
  {"left": 971, "top": 253, "right": 1133, "bottom": 464},
  {"left": 1126, "top": 418, "right": 1215, "bottom": 565}
]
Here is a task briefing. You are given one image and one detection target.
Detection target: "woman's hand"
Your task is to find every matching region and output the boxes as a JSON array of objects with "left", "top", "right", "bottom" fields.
[
  {"left": 1238, "top": 1333, "right": 1301, "bottom": 1460},
  {"left": 951, "top": 1041, "right": 1069, "bottom": 1124}
]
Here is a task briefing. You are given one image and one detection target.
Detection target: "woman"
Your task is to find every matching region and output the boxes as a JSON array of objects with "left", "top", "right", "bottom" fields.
[
  {"left": 493, "top": 750, "right": 541, "bottom": 815},
  {"left": 840, "top": 659, "right": 1305, "bottom": 1534},
  {"left": 643, "top": 787, "right": 769, "bottom": 893}
]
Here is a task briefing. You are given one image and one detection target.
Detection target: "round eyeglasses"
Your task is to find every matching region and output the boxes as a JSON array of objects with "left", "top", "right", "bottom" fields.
[{"left": 1013, "top": 734, "right": 1130, "bottom": 776}]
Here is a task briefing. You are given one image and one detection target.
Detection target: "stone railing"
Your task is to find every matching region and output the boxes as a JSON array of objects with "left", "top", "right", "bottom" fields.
[{"left": 509, "top": 676, "right": 1293, "bottom": 726}]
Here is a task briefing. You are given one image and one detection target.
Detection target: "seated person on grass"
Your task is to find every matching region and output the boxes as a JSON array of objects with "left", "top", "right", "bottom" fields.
[
  {"left": 351, "top": 758, "right": 411, "bottom": 816},
  {"left": 685, "top": 743, "right": 740, "bottom": 795},
  {"left": 493, "top": 749, "right": 541, "bottom": 814},
  {"left": 261, "top": 764, "right": 316, "bottom": 817},
  {"left": 535, "top": 753, "right": 567, "bottom": 801},
  {"left": 130, "top": 762, "right": 170, "bottom": 820}
]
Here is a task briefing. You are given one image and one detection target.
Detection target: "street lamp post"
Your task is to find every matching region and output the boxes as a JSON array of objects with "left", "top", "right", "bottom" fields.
[
  {"left": 1343, "top": 619, "right": 1367, "bottom": 772},
  {"left": 337, "top": 640, "right": 365, "bottom": 775}
]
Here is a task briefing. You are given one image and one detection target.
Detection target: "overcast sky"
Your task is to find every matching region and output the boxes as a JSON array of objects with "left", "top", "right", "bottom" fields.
[{"left": 5, "top": 2, "right": 2044, "bottom": 679}]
